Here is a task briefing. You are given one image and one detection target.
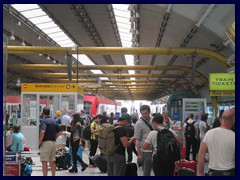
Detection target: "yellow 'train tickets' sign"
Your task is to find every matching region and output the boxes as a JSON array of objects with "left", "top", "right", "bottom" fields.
[
  {"left": 209, "top": 73, "right": 235, "bottom": 91},
  {"left": 21, "top": 83, "right": 82, "bottom": 93}
]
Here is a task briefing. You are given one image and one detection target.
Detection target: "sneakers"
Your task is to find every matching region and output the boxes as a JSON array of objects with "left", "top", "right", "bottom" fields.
[{"left": 81, "top": 163, "right": 88, "bottom": 172}]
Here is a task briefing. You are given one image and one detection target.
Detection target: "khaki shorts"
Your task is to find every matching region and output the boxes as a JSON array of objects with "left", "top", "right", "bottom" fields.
[{"left": 40, "top": 141, "right": 56, "bottom": 162}]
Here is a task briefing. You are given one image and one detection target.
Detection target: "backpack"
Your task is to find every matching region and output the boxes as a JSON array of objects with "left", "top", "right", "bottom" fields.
[
  {"left": 83, "top": 122, "right": 96, "bottom": 140},
  {"left": 185, "top": 121, "right": 196, "bottom": 139},
  {"left": 21, "top": 161, "right": 32, "bottom": 176},
  {"left": 153, "top": 129, "right": 180, "bottom": 163},
  {"left": 54, "top": 117, "right": 61, "bottom": 125},
  {"left": 126, "top": 124, "right": 134, "bottom": 137},
  {"left": 81, "top": 115, "right": 91, "bottom": 126},
  {"left": 98, "top": 123, "right": 121, "bottom": 155}
]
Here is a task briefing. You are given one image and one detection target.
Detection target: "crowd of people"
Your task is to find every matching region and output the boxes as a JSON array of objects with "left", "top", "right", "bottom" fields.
[{"left": 4, "top": 106, "right": 235, "bottom": 176}]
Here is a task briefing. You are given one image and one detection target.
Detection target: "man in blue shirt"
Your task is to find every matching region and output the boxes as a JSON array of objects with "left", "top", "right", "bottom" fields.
[{"left": 39, "top": 107, "right": 61, "bottom": 176}]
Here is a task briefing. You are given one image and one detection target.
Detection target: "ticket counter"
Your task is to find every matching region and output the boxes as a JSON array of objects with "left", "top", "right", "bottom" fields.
[{"left": 20, "top": 83, "right": 84, "bottom": 150}]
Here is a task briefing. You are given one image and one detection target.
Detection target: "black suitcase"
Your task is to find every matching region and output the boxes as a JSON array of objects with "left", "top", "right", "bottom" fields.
[
  {"left": 126, "top": 162, "right": 138, "bottom": 176},
  {"left": 56, "top": 153, "right": 70, "bottom": 170},
  {"left": 91, "top": 154, "right": 107, "bottom": 173}
]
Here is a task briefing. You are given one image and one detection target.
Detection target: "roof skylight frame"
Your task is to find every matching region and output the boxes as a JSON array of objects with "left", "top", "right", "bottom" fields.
[
  {"left": 11, "top": 4, "right": 106, "bottom": 77},
  {"left": 112, "top": 4, "right": 135, "bottom": 78}
]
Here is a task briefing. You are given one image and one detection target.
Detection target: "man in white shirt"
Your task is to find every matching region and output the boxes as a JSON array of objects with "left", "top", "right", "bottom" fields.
[
  {"left": 142, "top": 113, "right": 182, "bottom": 176},
  {"left": 198, "top": 108, "right": 235, "bottom": 176},
  {"left": 61, "top": 110, "right": 72, "bottom": 147},
  {"left": 162, "top": 111, "right": 175, "bottom": 128}
]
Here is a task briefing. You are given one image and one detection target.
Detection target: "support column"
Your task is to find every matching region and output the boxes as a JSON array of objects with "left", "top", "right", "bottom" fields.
[{"left": 211, "top": 96, "right": 218, "bottom": 121}]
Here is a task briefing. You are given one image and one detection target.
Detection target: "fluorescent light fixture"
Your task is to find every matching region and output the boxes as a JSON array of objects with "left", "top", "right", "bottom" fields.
[
  {"left": 10, "top": 31, "right": 15, "bottom": 40},
  {"left": 21, "top": 40, "right": 26, "bottom": 46},
  {"left": 17, "top": 21, "right": 22, "bottom": 26}
]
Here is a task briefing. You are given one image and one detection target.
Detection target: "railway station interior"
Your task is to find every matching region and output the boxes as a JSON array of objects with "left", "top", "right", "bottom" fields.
[{"left": 3, "top": 4, "right": 235, "bottom": 176}]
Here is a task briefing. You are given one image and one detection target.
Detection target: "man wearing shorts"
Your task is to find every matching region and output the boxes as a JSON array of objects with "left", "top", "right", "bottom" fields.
[{"left": 39, "top": 107, "right": 61, "bottom": 176}]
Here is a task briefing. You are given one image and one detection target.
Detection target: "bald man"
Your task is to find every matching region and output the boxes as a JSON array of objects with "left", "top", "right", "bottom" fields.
[{"left": 197, "top": 108, "right": 235, "bottom": 176}]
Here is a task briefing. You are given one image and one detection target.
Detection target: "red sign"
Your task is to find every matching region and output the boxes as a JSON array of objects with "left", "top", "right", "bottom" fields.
[
  {"left": 4, "top": 163, "right": 19, "bottom": 176},
  {"left": 23, "top": 84, "right": 28, "bottom": 88}
]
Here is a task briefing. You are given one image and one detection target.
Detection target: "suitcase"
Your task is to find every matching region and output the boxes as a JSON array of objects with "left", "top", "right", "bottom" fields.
[
  {"left": 181, "top": 146, "right": 186, "bottom": 159},
  {"left": 91, "top": 154, "right": 107, "bottom": 173},
  {"left": 69, "top": 146, "right": 82, "bottom": 164},
  {"left": 56, "top": 153, "right": 71, "bottom": 170},
  {"left": 126, "top": 162, "right": 138, "bottom": 176},
  {"left": 174, "top": 160, "right": 197, "bottom": 176}
]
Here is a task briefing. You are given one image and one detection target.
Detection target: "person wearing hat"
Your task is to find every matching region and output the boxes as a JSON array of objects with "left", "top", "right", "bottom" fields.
[
  {"left": 54, "top": 110, "right": 62, "bottom": 125},
  {"left": 107, "top": 113, "right": 136, "bottom": 176}
]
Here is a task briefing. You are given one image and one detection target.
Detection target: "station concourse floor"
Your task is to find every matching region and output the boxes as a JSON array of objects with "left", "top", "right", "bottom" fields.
[{"left": 23, "top": 148, "right": 209, "bottom": 176}]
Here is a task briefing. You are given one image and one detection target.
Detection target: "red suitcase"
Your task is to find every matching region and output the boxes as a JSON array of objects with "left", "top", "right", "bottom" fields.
[
  {"left": 174, "top": 160, "right": 197, "bottom": 176},
  {"left": 181, "top": 146, "right": 186, "bottom": 159}
]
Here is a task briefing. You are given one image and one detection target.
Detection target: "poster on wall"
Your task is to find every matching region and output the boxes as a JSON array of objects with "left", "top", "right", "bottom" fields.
[{"left": 62, "top": 102, "right": 69, "bottom": 112}]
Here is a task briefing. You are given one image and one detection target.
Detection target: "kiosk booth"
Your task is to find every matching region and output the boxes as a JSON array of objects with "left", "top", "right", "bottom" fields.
[{"left": 20, "top": 83, "right": 84, "bottom": 150}]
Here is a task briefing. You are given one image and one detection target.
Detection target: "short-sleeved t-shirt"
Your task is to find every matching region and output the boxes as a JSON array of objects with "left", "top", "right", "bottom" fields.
[
  {"left": 11, "top": 132, "right": 25, "bottom": 152},
  {"left": 144, "top": 126, "right": 178, "bottom": 156},
  {"left": 40, "top": 117, "right": 61, "bottom": 141},
  {"left": 114, "top": 125, "right": 127, "bottom": 155}
]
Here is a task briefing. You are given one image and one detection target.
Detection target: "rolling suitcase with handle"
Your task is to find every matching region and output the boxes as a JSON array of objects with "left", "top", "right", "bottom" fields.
[
  {"left": 91, "top": 154, "right": 108, "bottom": 173},
  {"left": 126, "top": 162, "right": 138, "bottom": 176},
  {"left": 174, "top": 159, "right": 197, "bottom": 176}
]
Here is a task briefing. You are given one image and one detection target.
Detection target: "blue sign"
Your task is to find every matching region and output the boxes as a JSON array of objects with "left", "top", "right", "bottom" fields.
[
  {"left": 115, "top": 112, "right": 120, "bottom": 120},
  {"left": 173, "top": 112, "right": 179, "bottom": 121},
  {"left": 86, "top": 112, "right": 90, "bottom": 116},
  {"left": 5, "top": 153, "right": 18, "bottom": 163}
]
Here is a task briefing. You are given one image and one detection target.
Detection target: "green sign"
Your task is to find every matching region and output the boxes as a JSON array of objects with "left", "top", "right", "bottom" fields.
[{"left": 209, "top": 73, "right": 235, "bottom": 90}]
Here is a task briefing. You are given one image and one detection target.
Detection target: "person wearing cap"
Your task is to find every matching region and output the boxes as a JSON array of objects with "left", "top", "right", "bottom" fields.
[
  {"left": 107, "top": 113, "right": 136, "bottom": 176},
  {"left": 54, "top": 110, "right": 62, "bottom": 125}
]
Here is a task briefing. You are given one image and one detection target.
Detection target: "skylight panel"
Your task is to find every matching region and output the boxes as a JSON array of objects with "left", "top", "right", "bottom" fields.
[
  {"left": 118, "top": 27, "right": 130, "bottom": 33},
  {"left": 36, "top": 22, "right": 57, "bottom": 29},
  {"left": 21, "top": 9, "right": 45, "bottom": 18},
  {"left": 11, "top": 4, "right": 39, "bottom": 12},
  {"left": 57, "top": 40, "right": 74, "bottom": 46},
  {"left": 128, "top": 70, "right": 135, "bottom": 74},
  {"left": 47, "top": 32, "right": 66, "bottom": 38},
  {"left": 11, "top": 4, "right": 109, "bottom": 77},
  {"left": 30, "top": 15, "right": 52, "bottom": 24},
  {"left": 113, "top": 4, "right": 134, "bottom": 70},
  {"left": 125, "top": 56, "right": 134, "bottom": 66},
  {"left": 91, "top": 70, "right": 103, "bottom": 74},
  {"left": 42, "top": 27, "right": 62, "bottom": 34},
  {"left": 99, "top": 77, "right": 109, "bottom": 80},
  {"left": 61, "top": 43, "right": 75, "bottom": 47}
]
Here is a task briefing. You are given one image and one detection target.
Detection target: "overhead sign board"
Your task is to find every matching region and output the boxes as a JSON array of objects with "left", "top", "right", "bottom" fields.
[
  {"left": 209, "top": 73, "right": 235, "bottom": 90},
  {"left": 21, "top": 83, "right": 78, "bottom": 93},
  {"left": 210, "top": 91, "right": 235, "bottom": 96}
]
